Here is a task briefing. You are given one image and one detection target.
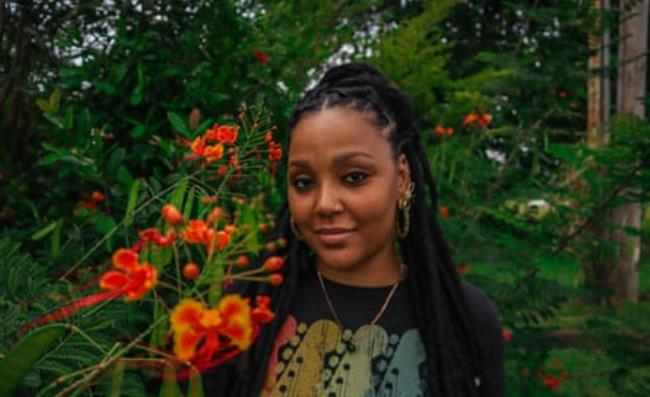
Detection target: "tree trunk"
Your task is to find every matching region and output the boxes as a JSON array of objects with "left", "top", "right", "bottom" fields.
[{"left": 609, "top": 0, "right": 647, "bottom": 303}]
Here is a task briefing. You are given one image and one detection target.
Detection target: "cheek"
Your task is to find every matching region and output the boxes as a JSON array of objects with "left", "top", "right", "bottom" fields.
[{"left": 287, "top": 191, "right": 310, "bottom": 221}]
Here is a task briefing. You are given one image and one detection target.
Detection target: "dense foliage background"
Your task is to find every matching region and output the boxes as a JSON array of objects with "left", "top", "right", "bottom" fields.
[{"left": 1, "top": 0, "right": 648, "bottom": 395}]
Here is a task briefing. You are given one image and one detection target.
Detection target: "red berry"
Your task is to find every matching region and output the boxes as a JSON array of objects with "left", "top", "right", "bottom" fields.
[
  {"left": 182, "top": 262, "right": 200, "bottom": 280},
  {"left": 235, "top": 255, "right": 249, "bottom": 267},
  {"left": 268, "top": 273, "right": 283, "bottom": 286},
  {"left": 264, "top": 256, "right": 284, "bottom": 272},
  {"left": 162, "top": 204, "right": 184, "bottom": 226}
]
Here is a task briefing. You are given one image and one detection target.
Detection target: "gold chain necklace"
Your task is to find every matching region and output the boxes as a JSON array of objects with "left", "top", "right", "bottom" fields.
[{"left": 316, "top": 264, "right": 405, "bottom": 353}]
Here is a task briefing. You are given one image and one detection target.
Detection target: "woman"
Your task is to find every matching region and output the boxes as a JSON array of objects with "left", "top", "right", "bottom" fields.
[{"left": 206, "top": 63, "right": 505, "bottom": 396}]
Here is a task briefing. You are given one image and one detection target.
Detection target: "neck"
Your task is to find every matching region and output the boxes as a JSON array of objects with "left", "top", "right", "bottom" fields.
[{"left": 315, "top": 255, "right": 403, "bottom": 287}]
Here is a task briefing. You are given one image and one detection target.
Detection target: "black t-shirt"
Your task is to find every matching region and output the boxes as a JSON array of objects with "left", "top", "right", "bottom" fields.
[{"left": 205, "top": 270, "right": 505, "bottom": 396}]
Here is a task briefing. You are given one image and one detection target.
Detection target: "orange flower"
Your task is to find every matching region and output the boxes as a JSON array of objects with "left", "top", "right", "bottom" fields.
[
  {"left": 463, "top": 112, "right": 479, "bottom": 127},
  {"left": 162, "top": 204, "right": 184, "bottom": 226},
  {"left": 439, "top": 205, "right": 450, "bottom": 218},
  {"left": 204, "top": 144, "right": 224, "bottom": 163},
  {"left": 434, "top": 125, "right": 446, "bottom": 136},
  {"left": 170, "top": 295, "right": 274, "bottom": 367},
  {"left": 463, "top": 111, "right": 492, "bottom": 129},
  {"left": 191, "top": 137, "right": 206, "bottom": 156},
  {"left": 170, "top": 299, "right": 222, "bottom": 360},
  {"left": 446, "top": 127, "right": 454, "bottom": 136},
  {"left": 183, "top": 220, "right": 212, "bottom": 245},
  {"left": 99, "top": 248, "right": 157, "bottom": 301},
  {"left": 218, "top": 294, "right": 254, "bottom": 350}
]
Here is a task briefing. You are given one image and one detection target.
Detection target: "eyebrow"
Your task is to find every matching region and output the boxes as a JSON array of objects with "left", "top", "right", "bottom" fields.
[{"left": 288, "top": 151, "right": 374, "bottom": 169}]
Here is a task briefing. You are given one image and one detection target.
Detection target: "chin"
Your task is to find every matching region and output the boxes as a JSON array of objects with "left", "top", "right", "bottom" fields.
[{"left": 313, "top": 248, "right": 364, "bottom": 271}]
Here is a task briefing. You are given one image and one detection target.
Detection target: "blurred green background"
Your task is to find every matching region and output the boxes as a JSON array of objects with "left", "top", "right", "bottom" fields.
[{"left": 1, "top": 0, "right": 648, "bottom": 395}]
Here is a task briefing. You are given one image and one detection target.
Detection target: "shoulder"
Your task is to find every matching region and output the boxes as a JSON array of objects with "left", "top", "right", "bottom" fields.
[
  {"left": 460, "top": 281, "right": 501, "bottom": 336},
  {"left": 460, "top": 282, "right": 506, "bottom": 396}
]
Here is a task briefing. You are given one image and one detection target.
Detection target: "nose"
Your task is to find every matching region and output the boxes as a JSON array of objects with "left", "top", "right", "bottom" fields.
[{"left": 314, "top": 182, "right": 343, "bottom": 216}]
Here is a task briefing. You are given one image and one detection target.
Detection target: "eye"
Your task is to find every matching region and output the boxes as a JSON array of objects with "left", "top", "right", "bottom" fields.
[
  {"left": 343, "top": 171, "right": 368, "bottom": 185},
  {"left": 292, "top": 177, "right": 313, "bottom": 191}
]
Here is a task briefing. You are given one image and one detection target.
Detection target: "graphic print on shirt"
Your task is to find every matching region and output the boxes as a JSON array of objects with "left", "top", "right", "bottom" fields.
[{"left": 264, "top": 315, "right": 429, "bottom": 397}]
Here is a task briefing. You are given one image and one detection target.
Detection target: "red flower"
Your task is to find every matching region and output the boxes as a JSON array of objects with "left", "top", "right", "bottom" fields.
[
  {"left": 457, "top": 264, "right": 470, "bottom": 276},
  {"left": 542, "top": 375, "right": 561, "bottom": 390},
  {"left": 138, "top": 228, "right": 176, "bottom": 247},
  {"left": 91, "top": 191, "right": 105, "bottom": 202},
  {"left": 99, "top": 249, "right": 157, "bottom": 301},
  {"left": 439, "top": 205, "right": 450, "bottom": 218},
  {"left": 252, "top": 48, "right": 269, "bottom": 64},
  {"left": 206, "top": 124, "right": 239, "bottom": 144},
  {"left": 268, "top": 142, "right": 282, "bottom": 161},
  {"left": 252, "top": 295, "right": 274, "bottom": 324},
  {"left": 502, "top": 328, "right": 512, "bottom": 342}
]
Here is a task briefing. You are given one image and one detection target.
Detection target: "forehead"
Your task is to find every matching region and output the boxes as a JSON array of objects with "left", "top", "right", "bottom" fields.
[{"left": 288, "top": 107, "right": 393, "bottom": 163}]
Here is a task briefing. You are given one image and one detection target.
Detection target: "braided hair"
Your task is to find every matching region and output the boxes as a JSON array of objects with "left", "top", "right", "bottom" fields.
[{"left": 212, "top": 63, "right": 482, "bottom": 396}]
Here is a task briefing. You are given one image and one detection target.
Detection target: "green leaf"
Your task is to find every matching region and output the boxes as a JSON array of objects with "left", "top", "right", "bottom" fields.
[
  {"left": 50, "top": 219, "right": 63, "bottom": 258},
  {"left": 64, "top": 105, "right": 74, "bottom": 130},
  {"left": 170, "top": 177, "right": 189, "bottom": 209},
  {"left": 182, "top": 186, "right": 196, "bottom": 220},
  {"left": 124, "top": 179, "right": 142, "bottom": 227},
  {"left": 30, "top": 221, "right": 59, "bottom": 241},
  {"left": 0, "top": 324, "right": 67, "bottom": 397},
  {"left": 49, "top": 89, "right": 61, "bottom": 113},
  {"left": 158, "top": 363, "right": 181, "bottom": 397},
  {"left": 36, "top": 99, "right": 53, "bottom": 113},
  {"left": 109, "top": 361, "right": 126, "bottom": 397},
  {"left": 167, "top": 111, "right": 191, "bottom": 138},
  {"left": 149, "top": 299, "right": 167, "bottom": 349},
  {"left": 187, "top": 367, "right": 205, "bottom": 397}
]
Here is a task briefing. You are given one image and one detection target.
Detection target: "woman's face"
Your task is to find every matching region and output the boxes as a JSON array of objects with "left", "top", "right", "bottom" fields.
[{"left": 287, "top": 107, "right": 410, "bottom": 282}]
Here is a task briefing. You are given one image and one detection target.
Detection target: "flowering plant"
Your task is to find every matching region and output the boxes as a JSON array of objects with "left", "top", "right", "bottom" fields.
[{"left": 10, "top": 108, "right": 285, "bottom": 395}]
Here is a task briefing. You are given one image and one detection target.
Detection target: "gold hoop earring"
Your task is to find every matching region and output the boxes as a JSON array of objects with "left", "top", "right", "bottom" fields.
[
  {"left": 396, "top": 182, "right": 415, "bottom": 239},
  {"left": 290, "top": 218, "right": 303, "bottom": 240}
]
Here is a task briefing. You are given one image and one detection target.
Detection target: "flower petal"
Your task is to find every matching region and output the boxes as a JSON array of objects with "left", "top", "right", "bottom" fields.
[
  {"left": 99, "top": 271, "right": 128, "bottom": 291},
  {"left": 112, "top": 248, "right": 139, "bottom": 271}
]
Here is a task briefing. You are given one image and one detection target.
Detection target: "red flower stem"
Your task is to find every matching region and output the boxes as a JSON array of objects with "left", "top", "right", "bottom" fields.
[{"left": 20, "top": 290, "right": 121, "bottom": 334}]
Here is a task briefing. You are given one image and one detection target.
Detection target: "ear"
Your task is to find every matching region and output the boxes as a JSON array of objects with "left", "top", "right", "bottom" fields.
[{"left": 396, "top": 153, "right": 411, "bottom": 199}]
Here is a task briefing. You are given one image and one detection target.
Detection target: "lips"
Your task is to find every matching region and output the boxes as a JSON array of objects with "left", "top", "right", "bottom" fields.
[{"left": 314, "top": 227, "right": 355, "bottom": 245}]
